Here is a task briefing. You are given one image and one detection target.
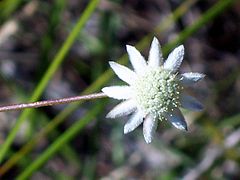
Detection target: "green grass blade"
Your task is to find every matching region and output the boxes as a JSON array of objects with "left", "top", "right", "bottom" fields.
[
  {"left": 16, "top": 102, "right": 105, "bottom": 180},
  {"left": 0, "top": 0, "right": 100, "bottom": 163},
  {"left": 0, "top": 0, "right": 27, "bottom": 20},
  {"left": 163, "top": 0, "right": 236, "bottom": 54}
]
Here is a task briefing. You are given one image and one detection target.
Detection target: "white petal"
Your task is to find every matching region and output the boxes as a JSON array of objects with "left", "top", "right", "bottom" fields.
[
  {"left": 164, "top": 45, "right": 184, "bottom": 72},
  {"left": 180, "top": 72, "right": 205, "bottom": 86},
  {"left": 106, "top": 100, "right": 137, "bottom": 118},
  {"left": 126, "top": 45, "right": 147, "bottom": 74},
  {"left": 180, "top": 94, "right": 204, "bottom": 111},
  {"left": 102, "top": 86, "right": 132, "bottom": 100},
  {"left": 148, "top": 37, "right": 163, "bottom": 67},
  {"left": 143, "top": 115, "right": 158, "bottom": 144},
  {"left": 109, "top": 61, "right": 137, "bottom": 85},
  {"left": 166, "top": 108, "right": 187, "bottom": 131},
  {"left": 124, "top": 111, "right": 144, "bottom": 134}
]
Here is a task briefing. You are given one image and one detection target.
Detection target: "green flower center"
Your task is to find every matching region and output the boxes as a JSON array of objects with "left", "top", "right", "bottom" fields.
[{"left": 132, "top": 67, "right": 182, "bottom": 119}]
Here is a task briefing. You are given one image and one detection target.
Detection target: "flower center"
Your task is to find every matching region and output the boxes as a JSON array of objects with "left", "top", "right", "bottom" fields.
[{"left": 132, "top": 67, "right": 182, "bottom": 119}]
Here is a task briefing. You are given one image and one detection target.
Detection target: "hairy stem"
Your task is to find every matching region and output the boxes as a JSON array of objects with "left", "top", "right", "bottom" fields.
[{"left": 0, "top": 93, "right": 107, "bottom": 112}]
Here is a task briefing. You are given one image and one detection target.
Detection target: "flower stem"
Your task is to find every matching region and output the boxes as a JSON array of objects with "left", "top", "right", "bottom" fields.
[{"left": 0, "top": 93, "right": 107, "bottom": 112}]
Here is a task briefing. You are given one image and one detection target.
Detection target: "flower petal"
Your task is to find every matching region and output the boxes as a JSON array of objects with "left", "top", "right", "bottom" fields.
[
  {"left": 102, "top": 86, "right": 132, "bottom": 100},
  {"left": 165, "top": 108, "right": 188, "bottom": 131},
  {"left": 164, "top": 45, "right": 184, "bottom": 72},
  {"left": 148, "top": 37, "right": 163, "bottom": 67},
  {"left": 126, "top": 45, "right": 147, "bottom": 74},
  {"left": 106, "top": 100, "right": 137, "bottom": 118},
  {"left": 109, "top": 61, "right": 137, "bottom": 85},
  {"left": 143, "top": 115, "right": 158, "bottom": 144},
  {"left": 180, "top": 72, "right": 205, "bottom": 86},
  {"left": 124, "top": 111, "right": 144, "bottom": 134},
  {"left": 180, "top": 94, "right": 204, "bottom": 111}
]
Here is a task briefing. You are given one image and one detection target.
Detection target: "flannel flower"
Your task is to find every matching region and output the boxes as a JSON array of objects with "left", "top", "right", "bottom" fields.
[{"left": 102, "top": 37, "right": 205, "bottom": 143}]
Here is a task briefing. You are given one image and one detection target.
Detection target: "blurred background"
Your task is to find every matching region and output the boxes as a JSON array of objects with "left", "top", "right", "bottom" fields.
[{"left": 0, "top": 0, "right": 240, "bottom": 179}]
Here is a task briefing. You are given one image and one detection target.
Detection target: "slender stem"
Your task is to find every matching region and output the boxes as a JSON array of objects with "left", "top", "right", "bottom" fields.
[{"left": 0, "top": 93, "right": 107, "bottom": 112}]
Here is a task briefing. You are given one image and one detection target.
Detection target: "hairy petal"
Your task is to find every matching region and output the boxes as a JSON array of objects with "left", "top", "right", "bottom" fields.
[
  {"left": 180, "top": 93, "right": 204, "bottom": 111},
  {"left": 109, "top": 61, "right": 137, "bottom": 85},
  {"left": 126, "top": 45, "right": 147, "bottom": 74},
  {"left": 164, "top": 45, "right": 184, "bottom": 72},
  {"left": 143, "top": 115, "right": 158, "bottom": 144},
  {"left": 180, "top": 72, "right": 205, "bottom": 86},
  {"left": 148, "top": 37, "right": 163, "bottom": 67},
  {"left": 106, "top": 100, "right": 137, "bottom": 118},
  {"left": 165, "top": 108, "right": 188, "bottom": 131},
  {"left": 124, "top": 111, "right": 144, "bottom": 134},
  {"left": 102, "top": 86, "right": 132, "bottom": 100}
]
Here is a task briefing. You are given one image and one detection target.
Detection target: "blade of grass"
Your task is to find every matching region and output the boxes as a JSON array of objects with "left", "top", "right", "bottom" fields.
[
  {"left": 0, "top": 0, "right": 199, "bottom": 174},
  {"left": 17, "top": 101, "right": 105, "bottom": 180},
  {"left": 0, "top": 114, "right": 82, "bottom": 175},
  {"left": 219, "top": 113, "right": 240, "bottom": 128},
  {"left": 16, "top": 0, "right": 237, "bottom": 178},
  {"left": 0, "top": 0, "right": 100, "bottom": 163},
  {"left": 39, "top": 0, "right": 67, "bottom": 73},
  {"left": 163, "top": 0, "right": 236, "bottom": 54},
  {"left": 0, "top": 0, "right": 28, "bottom": 21},
  {"left": 37, "top": 0, "right": 82, "bottom": 171}
]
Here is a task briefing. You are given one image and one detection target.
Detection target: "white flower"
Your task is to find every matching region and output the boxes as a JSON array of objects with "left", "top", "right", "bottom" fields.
[{"left": 102, "top": 37, "right": 205, "bottom": 143}]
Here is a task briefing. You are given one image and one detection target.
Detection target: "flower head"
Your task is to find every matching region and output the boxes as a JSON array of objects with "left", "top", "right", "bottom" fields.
[{"left": 102, "top": 37, "right": 205, "bottom": 143}]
